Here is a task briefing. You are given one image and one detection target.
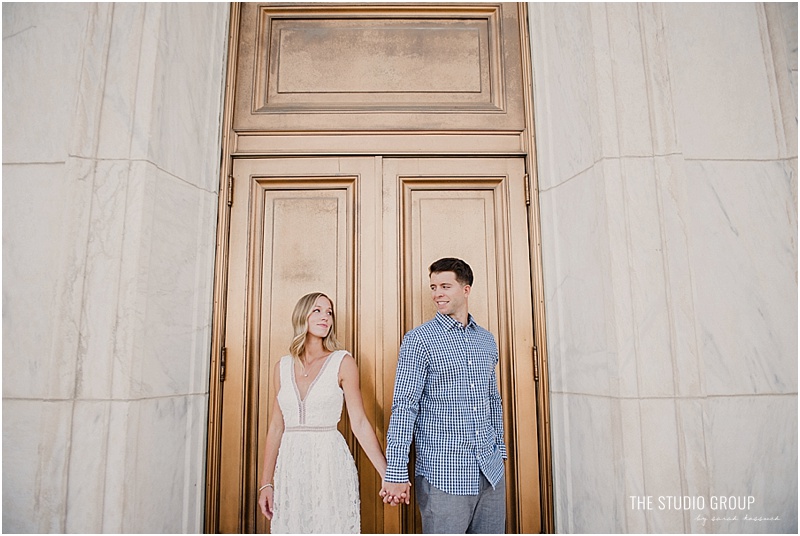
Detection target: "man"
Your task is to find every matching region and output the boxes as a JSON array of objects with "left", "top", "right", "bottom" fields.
[{"left": 381, "top": 257, "right": 507, "bottom": 534}]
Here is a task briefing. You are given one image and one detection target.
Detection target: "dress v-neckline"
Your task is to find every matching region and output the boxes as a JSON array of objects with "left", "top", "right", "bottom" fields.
[{"left": 292, "top": 351, "right": 336, "bottom": 403}]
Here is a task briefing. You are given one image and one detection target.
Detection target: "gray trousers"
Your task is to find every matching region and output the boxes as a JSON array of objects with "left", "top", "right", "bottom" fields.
[{"left": 415, "top": 474, "right": 506, "bottom": 534}]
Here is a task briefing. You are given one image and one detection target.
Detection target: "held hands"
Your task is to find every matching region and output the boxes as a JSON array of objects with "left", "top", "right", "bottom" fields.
[
  {"left": 379, "top": 480, "right": 411, "bottom": 506},
  {"left": 259, "top": 486, "right": 275, "bottom": 519}
]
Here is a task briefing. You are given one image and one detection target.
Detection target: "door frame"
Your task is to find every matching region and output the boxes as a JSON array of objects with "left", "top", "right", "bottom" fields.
[{"left": 204, "top": 3, "right": 554, "bottom": 532}]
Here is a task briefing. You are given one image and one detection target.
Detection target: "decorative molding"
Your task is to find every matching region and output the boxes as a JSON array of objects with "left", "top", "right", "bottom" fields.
[
  {"left": 233, "top": 131, "right": 526, "bottom": 155},
  {"left": 518, "top": 2, "right": 555, "bottom": 532},
  {"left": 234, "top": 3, "right": 524, "bottom": 134}
]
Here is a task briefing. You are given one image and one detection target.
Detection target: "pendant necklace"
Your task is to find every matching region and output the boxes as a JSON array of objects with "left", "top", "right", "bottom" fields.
[{"left": 301, "top": 353, "right": 328, "bottom": 377}]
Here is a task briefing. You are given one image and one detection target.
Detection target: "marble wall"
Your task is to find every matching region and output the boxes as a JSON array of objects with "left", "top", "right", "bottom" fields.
[
  {"left": 529, "top": 2, "right": 797, "bottom": 533},
  {"left": 2, "top": 3, "right": 228, "bottom": 532}
]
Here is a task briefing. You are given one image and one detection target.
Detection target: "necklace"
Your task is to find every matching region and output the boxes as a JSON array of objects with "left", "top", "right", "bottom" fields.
[{"left": 301, "top": 353, "right": 330, "bottom": 377}]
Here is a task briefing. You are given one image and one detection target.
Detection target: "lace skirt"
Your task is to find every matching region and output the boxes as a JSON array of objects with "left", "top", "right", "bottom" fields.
[{"left": 271, "top": 429, "right": 360, "bottom": 533}]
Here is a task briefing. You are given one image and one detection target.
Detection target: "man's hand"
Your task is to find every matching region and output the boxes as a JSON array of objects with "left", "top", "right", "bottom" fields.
[{"left": 379, "top": 480, "right": 411, "bottom": 506}]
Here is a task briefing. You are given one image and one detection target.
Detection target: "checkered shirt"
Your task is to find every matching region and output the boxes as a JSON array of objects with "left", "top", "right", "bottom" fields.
[{"left": 385, "top": 312, "right": 507, "bottom": 495}]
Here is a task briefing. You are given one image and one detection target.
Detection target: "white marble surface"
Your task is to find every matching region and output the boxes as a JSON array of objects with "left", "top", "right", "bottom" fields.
[
  {"left": 539, "top": 165, "right": 614, "bottom": 397},
  {"left": 120, "top": 395, "right": 209, "bottom": 532},
  {"left": 618, "top": 398, "right": 647, "bottom": 533},
  {"left": 550, "top": 392, "right": 621, "bottom": 533},
  {"left": 86, "top": 3, "right": 227, "bottom": 190},
  {"left": 75, "top": 158, "right": 132, "bottom": 400},
  {"left": 72, "top": 157, "right": 216, "bottom": 400},
  {"left": 686, "top": 160, "right": 797, "bottom": 396},
  {"left": 653, "top": 155, "right": 706, "bottom": 398},
  {"left": 100, "top": 399, "right": 134, "bottom": 532},
  {"left": 705, "top": 396, "right": 798, "bottom": 533},
  {"left": 2, "top": 2, "right": 228, "bottom": 532},
  {"left": 64, "top": 400, "right": 111, "bottom": 532},
  {"left": 529, "top": 2, "right": 598, "bottom": 190},
  {"left": 2, "top": 3, "right": 89, "bottom": 162},
  {"left": 637, "top": 3, "right": 681, "bottom": 157},
  {"left": 765, "top": 2, "right": 798, "bottom": 158},
  {"left": 146, "top": 3, "right": 228, "bottom": 190},
  {"left": 135, "top": 165, "right": 217, "bottom": 398},
  {"left": 665, "top": 3, "right": 784, "bottom": 160},
  {"left": 604, "top": 2, "right": 653, "bottom": 157},
  {"left": 2, "top": 400, "right": 73, "bottom": 533},
  {"left": 676, "top": 398, "right": 715, "bottom": 534},
  {"left": 600, "top": 156, "right": 638, "bottom": 399},
  {"left": 94, "top": 2, "right": 148, "bottom": 160},
  {"left": 618, "top": 156, "right": 675, "bottom": 398},
  {"left": 55, "top": 395, "right": 210, "bottom": 532},
  {"left": 533, "top": 2, "right": 797, "bottom": 533},
  {"left": 2, "top": 163, "right": 75, "bottom": 399},
  {"left": 638, "top": 398, "right": 686, "bottom": 532}
]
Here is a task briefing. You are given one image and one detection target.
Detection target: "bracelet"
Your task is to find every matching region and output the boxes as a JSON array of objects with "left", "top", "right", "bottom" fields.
[{"left": 259, "top": 483, "right": 274, "bottom": 492}]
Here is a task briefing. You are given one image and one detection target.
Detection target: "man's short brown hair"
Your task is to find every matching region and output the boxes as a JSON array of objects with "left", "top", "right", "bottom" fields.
[{"left": 429, "top": 257, "right": 473, "bottom": 287}]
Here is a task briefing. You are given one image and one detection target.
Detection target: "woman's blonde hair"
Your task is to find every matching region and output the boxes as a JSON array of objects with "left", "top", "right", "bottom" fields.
[{"left": 289, "top": 292, "right": 343, "bottom": 362}]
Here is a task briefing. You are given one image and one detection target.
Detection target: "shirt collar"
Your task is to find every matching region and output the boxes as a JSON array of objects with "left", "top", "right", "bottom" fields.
[{"left": 434, "top": 311, "right": 477, "bottom": 331}]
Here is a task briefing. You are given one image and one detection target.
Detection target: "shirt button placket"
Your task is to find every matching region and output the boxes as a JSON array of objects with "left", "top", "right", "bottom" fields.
[{"left": 465, "top": 330, "right": 481, "bottom": 446}]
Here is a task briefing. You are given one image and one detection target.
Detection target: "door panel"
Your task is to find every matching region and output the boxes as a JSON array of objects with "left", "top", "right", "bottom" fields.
[
  {"left": 254, "top": 186, "right": 356, "bottom": 534},
  {"left": 387, "top": 158, "right": 541, "bottom": 533},
  {"left": 405, "top": 185, "right": 501, "bottom": 334},
  {"left": 219, "top": 158, "right": 367, "bottom": 533},
  {"left": 216, "top": 156, "right": 539, "bottom": 533}
]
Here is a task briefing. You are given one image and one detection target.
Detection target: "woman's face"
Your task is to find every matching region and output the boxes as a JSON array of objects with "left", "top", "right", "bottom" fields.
[{"left": 306, "top": 295, "right": 334, "bottom": 339}]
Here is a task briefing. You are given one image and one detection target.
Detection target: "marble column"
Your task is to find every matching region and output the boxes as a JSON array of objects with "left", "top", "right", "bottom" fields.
[
  {"left": 2, "top": 3, "right": 229, "bottom": 532},
  {"left": 529, "top": 2, "right": 797, "bottom": 533}
]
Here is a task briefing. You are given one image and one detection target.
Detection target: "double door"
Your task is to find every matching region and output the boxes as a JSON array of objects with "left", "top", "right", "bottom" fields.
[{"left": 215, "top": 156, "right": 540, "bottom": 533}]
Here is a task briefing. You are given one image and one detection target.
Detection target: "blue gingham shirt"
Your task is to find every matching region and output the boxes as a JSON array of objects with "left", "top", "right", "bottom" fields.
[{"left": 385, "top": 312, "right": 507, "bottom": 495}]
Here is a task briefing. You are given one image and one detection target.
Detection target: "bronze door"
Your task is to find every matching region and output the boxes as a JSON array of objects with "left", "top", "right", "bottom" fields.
[{"left": 213, "top": 156, "right": 540, "bottom": 533}]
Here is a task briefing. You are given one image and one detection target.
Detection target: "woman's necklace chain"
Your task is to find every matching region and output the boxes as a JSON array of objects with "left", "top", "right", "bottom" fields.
[{"left": 301, "top": 352, "right": 329, "bottom": 377}]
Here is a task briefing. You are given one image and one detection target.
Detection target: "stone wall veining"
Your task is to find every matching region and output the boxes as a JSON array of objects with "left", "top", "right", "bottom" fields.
[
  {"left": 529, "top": 2, "right": 797, "bottom": 533},
  {"left": 2, "top": 3, "right": 229, "bottom": 532}
]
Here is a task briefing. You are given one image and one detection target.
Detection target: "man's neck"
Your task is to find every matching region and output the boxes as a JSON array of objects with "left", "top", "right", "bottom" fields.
[{"left": 447, "top": 311, "right": 469, "bottom": 327}]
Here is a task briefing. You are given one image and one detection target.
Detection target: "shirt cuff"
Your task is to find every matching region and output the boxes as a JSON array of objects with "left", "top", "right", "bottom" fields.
[
  {"left": 384, "top": 464, "right": 409, "bottom": 483},
  {"left": 498, "top": 443, "right": 508, "bottom": 459}
]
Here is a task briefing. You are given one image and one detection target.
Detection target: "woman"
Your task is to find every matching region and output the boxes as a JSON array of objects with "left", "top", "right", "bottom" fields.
[{"left": 258, "top": 292, "right": 388, "bottom": 533}]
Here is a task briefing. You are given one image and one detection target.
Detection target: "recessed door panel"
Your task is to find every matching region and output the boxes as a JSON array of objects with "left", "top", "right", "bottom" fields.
[
  {"left": 406, "top": 187, "right": 500, "bottom": 335},
  {"left": 218, "top": 158, "right": 366, "bottom": 534},
  {"left": 234, "top": 3, "right": 524, "bottom": 132},
  {"left": 387, "top": 158, "right": 541, "bottom": 533}
]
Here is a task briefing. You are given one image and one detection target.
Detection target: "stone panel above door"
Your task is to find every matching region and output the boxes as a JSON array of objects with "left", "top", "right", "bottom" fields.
[{"left": 232, "top": 3, "right": 526, "bottom": 154}]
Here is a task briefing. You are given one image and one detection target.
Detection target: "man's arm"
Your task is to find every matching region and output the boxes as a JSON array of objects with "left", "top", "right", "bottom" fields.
[
  {"left": 489, "top": 349, "right": 507, "bottom": 459},
  {"left": 385, "top": 330, "right": 427, "bottom": 483}
]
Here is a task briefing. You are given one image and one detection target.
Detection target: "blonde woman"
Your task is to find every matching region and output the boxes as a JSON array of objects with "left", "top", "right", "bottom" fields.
[{"left": 258, "top": 292, "right": 387, "bottom": 533}]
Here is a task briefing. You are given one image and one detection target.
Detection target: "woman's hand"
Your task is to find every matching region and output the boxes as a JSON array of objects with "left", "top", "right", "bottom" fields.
[
  {"left": 380, "top": 480, "right": 411, "bottom": 505},
  {"left": 259, "top": 486, "right": 275, "bottom": 519}
]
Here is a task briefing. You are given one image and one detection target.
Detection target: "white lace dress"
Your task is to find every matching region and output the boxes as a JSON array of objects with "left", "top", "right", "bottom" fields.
[{"left": 271, "top": 350, "right": 360, "bottom": 533}]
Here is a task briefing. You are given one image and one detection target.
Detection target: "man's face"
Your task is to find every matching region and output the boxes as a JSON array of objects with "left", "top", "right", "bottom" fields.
[{"left": 429, "top": 271, "right": 470, "bottom": 319}]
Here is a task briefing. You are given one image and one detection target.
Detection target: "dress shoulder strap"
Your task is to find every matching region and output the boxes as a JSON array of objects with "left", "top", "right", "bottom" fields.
[
  {"left": 324, "top": 349, "right": 349, "bottom": 377},
  {"left": 278, "top": 355, "right": 293, "bottom": 387},
  {"left": 327, "top": 349, "right": 344, "bottom": 369}
]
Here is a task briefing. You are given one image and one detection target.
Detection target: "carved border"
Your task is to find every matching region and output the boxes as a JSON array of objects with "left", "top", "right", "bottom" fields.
[
  {"left": 204, "top": 2, "right": 240, "bottom": 532},
  {"left": 518, "top": 2, "right": 556, "bottom": 533}
]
